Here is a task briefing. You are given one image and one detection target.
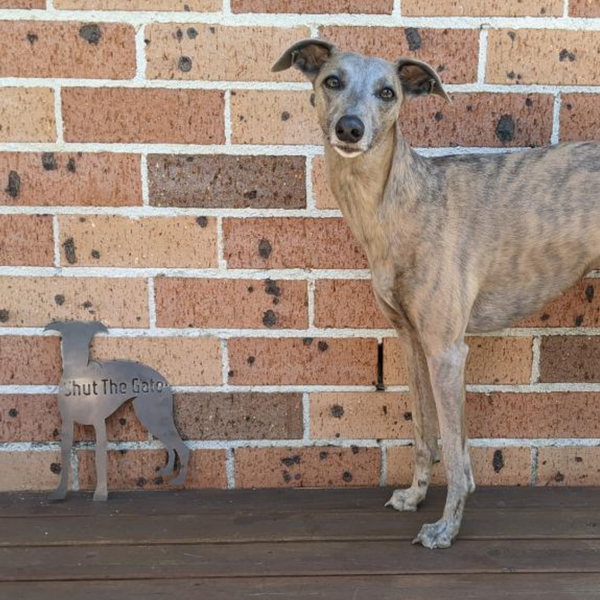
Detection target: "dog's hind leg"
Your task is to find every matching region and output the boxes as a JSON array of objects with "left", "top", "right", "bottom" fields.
[
  {"left": 50, "top": 416, "right": 73, "bottom": 501},
  {"left": 134, "top": 391, "right": 190, "bottom": 487},
  {"left": 386, "top": 333, "right": 440, "bottom": 512},
  {"left": 93, "top": 419, "right": 109, "bottom": 501},
  {"left": 156, "top": 448, "right": 176, "bottom": 478},
  {"left": 412, "top": 338, "right": 473, "bottom": 549}
]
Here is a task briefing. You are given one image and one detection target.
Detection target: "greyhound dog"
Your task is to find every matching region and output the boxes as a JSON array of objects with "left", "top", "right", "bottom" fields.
[
  {"left": 273, "top": 40, "right": 600, "bottom": 548},
  {"left": 45, "top": 321, "right": 189, "bottom": 501}
]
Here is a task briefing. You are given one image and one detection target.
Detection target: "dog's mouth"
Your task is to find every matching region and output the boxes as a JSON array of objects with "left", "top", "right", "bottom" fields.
[{"left": 333, "top": 144, "right": 365, "bottom": 158}]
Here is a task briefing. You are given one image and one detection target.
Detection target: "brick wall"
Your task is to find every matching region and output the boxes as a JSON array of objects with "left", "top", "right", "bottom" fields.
[{"left": 1, "top": 0, "right": 600, "bottom": 493}]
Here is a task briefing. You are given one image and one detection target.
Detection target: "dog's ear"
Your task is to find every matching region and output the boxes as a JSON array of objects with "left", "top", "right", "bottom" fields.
[
  {"left": 272, "top": 39, "right": 336, "bottom": 81},
  {"left": 396, "top": 57, "right": 451, "bottom": 103}
]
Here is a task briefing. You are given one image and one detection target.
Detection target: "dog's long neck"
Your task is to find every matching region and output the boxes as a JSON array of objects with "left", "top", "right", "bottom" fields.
[
  {"left": 60, "top": 336, "right": 92, "bottom": 376},
  {"left": 325, "top": 124, "right": 422, "bottom": 253}
]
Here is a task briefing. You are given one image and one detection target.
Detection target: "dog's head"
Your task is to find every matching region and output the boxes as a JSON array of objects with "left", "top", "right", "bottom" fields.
[{"left": 272, "top": 39, "right": 450, "bottom": 158}]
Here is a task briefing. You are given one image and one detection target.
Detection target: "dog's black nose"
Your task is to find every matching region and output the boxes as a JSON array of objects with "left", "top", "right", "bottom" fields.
[{"left": 335, "top": 116, "right": 365, "bottom": 144}]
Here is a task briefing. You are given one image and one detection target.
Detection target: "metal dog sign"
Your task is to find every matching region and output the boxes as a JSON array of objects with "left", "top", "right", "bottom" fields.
[{"left": 45, "top": 321, "right": 189, "bottom": 501}]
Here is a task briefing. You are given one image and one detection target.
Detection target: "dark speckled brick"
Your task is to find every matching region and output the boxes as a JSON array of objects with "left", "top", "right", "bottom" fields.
[
  {"left": 540, "top": 336, "right": 600, "bottom": 382},
  {"left": 174, "top": 393, "right": 303, "bottom": 440},
  {"left": 148, "top": 155, "right": 306, "bottom": 209}
]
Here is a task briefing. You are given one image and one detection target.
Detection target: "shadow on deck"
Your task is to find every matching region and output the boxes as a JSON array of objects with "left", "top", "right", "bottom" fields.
[{"left": 0, "top": 487, "right": 599, "bottom": 599}]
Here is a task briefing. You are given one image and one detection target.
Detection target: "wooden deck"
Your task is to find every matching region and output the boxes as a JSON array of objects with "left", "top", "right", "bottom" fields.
[{"left": 0, "top": 487, "right": 599, "bottom": 599}]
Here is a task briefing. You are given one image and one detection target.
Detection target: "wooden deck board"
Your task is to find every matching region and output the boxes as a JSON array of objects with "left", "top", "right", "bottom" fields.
[{"left": 1, "top": 487, "right": 598, "bottom": 599}]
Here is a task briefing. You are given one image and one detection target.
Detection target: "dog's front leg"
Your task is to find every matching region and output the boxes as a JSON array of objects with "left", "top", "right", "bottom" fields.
[
  {"left": 413, "top": 338, "right": 473, "bottom": 549},
  {"left": 93, "top": 420, "right": 109, "bottom": 502},
  {"left": 386, "top": 333, "right": 440, "bottom": 511},
  {"left": 49, "top": 417, "right": 73, "bottom": 501}
]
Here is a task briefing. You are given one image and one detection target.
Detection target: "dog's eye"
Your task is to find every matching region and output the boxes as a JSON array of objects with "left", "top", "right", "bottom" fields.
[
  {"left": 379, "top": 87, "right": 396, "bottom": 101},
  {"left": 324, "top": 76, "right": 341, "bottom": 90}
]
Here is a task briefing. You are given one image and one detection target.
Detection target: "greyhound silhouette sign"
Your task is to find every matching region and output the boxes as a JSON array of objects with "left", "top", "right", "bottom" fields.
[{"left": 45, "top": 320, "right": 190, "bottom": 502}]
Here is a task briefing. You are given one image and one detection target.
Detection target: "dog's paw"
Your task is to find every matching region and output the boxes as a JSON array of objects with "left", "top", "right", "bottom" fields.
[
  {"left": 49, "top": 490, "right": 67, "bottom": 502},
  {"left": 412, "top": 519, "right": 457, "bottom": 549},
  {"left": 168, "top": 472, "right": 187, "bottom": 487},
  {"left": 93, "top": 489, "right": 108, "bottom": 502},
  {"left": 385, "top": 488, "right": 421, "bottom": 512}
]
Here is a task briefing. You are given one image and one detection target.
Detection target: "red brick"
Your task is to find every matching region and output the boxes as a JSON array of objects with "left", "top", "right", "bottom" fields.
[
  {"left": 223, "top": 218, "right": 367, "bottom": 269},
  {"left": 384, "top": 336, "right": 533, "bottom": 385},
  {"left": 320, "top": 27, "right": 479, "bottom": 84},
  {"left": 78, "top": 449, "right": 227, "bottom": 490},
  {"left": 0, "top": 277, "right": 149, "bottom": 328},
  {"left": 56, "top": 0, "right": 219, "bottom": 8},
  {"left": 487, "top": 30, "right": 600, "bottom": 85},
  {"left": 228, "top": 337, "right": 378, "bottom": 385},
  {"left": 0, "top": 395, "right": 148, "bottom": 443},
  {"left": 0, "top": 22, "right": 135, "bottom": 79},
  {"left": 570, "top": 0, "right": 600, "bottom": 17},
  {"left": 0, "top": 215, "right": 54, "bottom": 266},
  {"left": 539, "top": 336, "right": 600, "bottom": 383},
  {"left": 0, "top": 88, "right": 55, "bottom": 142},
  {"left": 232, "top": 0, "right": 392, "bottom": 12},
  {"left": 537, "top": 447, "right": 600, "bottom": 486},
  {"left": 311, "top": 392, "right": 412, "bottom": 439},
  {"left": 561, "top": 95, "right": 600, "bottom": 142},
  {"left": 518, "top": 280, "right": 600, "bottom": 328},
  {"left": 174, "top": 392, "right": 304, "bottom": 440},
  {"left": 92, "top": 337, "right": 222, "bottom": 386},
  {"left": 145, "top": 25, "right": 310, "bottom": 81},
  {"left": 467, "top": 392, "right": 600, "bottom": 438},
  {"left": 0, "top": 451, "right": 64, "bottom": 492},
  {"left": 0, "top": 0, "right": 44, "bottom": 7},
  {"left": 0, "top": 336, "right": 60, "bottom": 385},
  {"left": 315, "top": 279, "right": 390, "bottom": 329},
  {"left": 58, "top": 215, "right": 218, "bottom": 268},
  {"left": 155, "top": 277, "right": 308, "bottom": 329},
  {"left": 401, "top": 93, "right": 553, "bottom": 148},
  {"left": 235, "top": 446, "right": 381, "bottom": 488},
  {"left": 0, "top": 153, "right": 142, "bottom": 207},
  {"left": 62, "top": 88, "right": 224, "bottom": 144},
  {"left": 148, "top": 154, "right": 306, "bottom": 209},
  {"left": 387, "top": 446, "right": 531, "bottom": 486},
  {"left": 231, "top": 91, "right": 320, "bottom": 145},
  {"left": 402, "top": 0, "right": 561, "bottom": 16},
  {"left": 312, "top": 156, "right": 337, "bottom": 209},
  {"left": 310, "top": 391, "right": 600, "bottom": 440}
]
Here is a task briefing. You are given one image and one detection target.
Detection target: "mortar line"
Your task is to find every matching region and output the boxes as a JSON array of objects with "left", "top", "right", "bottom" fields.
[
  {"left": 307, "top": 277, "right": 316, "bottom": 329},
  {"left": 2, "top": 438, "right": 599, "bottom": 452},
  {"left": 140, "top": 154, "right": 150, "bottom": 206},
  {"left": 393, "top": 0, "right": 402, "bottom": 17},
  {"left": 147, "top": 277, "right": 157, "bottom": 329},
  {"left": 225, "top": 448, "right": 236, "bottom": 489},
  {"left": 530, "top": 446, "right": 539, "bottom": 487},
  {"left": 70, "top": 449, "right": 80, "bottom": 492},
  {"left": 476, "top": 28, "right": 489, "bottom": 85},
  {"left": 551, "top": 91, "right": 562, "bottom": 144},
  {"left": 8, "top": 382, "right": 600, "bottom": 394},
  {"left": 3, "top": 11, "right": 600, "bottom": 29},
  {"left": 530, "top": 337, "right": 542, "bottom": 385},
  {"left": 220, "top": 338, "right": 230, "bottom": 388},
  {"left": 6, "top": 79, "right": 600, "bottom": 95},
  {"left": 564, "top": 0, "right": 570, "bottom": 19},
  {"left": 4, "top": 324, "right": 600, "bottom": 339},
  {"left": 224, "top": 89, "right": 232, "bottom": 146},
  {"left": 216, "top": 215, "right": 227, "bottom": 269},
  {"left": 379, "top": 444, "right": 388, "bottom": 487},
  {"left": 53, "top": 84, "right": 64, "bottom": 144},
  {"left": 305, "top": 154, "right": 316, "bottom": 211},
  {"left": 134, "top": 24, "right": 147, "bottom": 84},
  {"left": 52, "top": 216, "right": 61, "bottom": 268},
  {"left": 302, "top": 392, "right": 311, "bottom": 441}
]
